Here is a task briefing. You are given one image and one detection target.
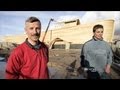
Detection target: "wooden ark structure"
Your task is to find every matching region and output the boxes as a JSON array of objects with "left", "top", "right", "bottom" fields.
[
  {"left": 3, "top": 19, "right": 115, "bottom": 49},
  {"left": 40, "top": 19, "right": 115, "bottom": 49}
]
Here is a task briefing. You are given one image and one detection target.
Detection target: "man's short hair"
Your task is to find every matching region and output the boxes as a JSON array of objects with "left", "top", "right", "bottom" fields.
[
  {"left": 93, "top": 24, "right": 103, "bottom": 33},
  {"left": 25, "top": 16, "right": 41, "bottom": 23}
]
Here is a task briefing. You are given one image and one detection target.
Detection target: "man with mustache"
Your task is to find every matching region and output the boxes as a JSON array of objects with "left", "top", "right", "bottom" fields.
[{"left": 6, "top": 16, "right": 49, "bottom": 79}]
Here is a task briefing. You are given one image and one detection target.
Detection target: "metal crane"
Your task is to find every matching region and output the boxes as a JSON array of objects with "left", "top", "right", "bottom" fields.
[{"left": 42, "top": 18, "right": 54, "bottom": 42}]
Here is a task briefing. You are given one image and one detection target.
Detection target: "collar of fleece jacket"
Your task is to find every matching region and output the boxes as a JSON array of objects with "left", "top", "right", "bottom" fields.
[{"left": 25, "top": 38, "right": 41, "bottom": 50}]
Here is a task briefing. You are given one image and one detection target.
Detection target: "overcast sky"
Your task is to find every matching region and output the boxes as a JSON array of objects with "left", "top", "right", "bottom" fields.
[{"left": 0, "top": 11, "right": 120, "bottom": 37}]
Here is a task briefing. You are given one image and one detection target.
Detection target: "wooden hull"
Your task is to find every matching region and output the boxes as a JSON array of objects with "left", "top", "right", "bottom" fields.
[
  {"left": 40, "top": 19, "right": 115, "bottom": 45},
  {"left": 3, "top": 19, "right": 115, "bottom": 46}
]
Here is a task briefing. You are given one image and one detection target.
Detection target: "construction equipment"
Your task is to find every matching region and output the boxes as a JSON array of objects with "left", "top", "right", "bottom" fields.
[{"left": 42, "top": 18, "right": 54, "bottom": 42}]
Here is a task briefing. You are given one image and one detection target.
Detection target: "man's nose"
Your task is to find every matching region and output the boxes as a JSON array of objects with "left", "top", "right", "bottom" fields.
[{"left": 33, "top": 29, "right": 37, "bottom": 34}]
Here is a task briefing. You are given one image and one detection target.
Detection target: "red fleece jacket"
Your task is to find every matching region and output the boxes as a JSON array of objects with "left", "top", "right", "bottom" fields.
[{"left": 6, "top": 42, "right": 49, "bottom": 79}]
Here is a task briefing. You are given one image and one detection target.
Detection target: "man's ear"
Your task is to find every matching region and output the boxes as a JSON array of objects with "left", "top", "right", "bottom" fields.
[{"left": 24, "top": 27, "right": 27, "bottom": 34}]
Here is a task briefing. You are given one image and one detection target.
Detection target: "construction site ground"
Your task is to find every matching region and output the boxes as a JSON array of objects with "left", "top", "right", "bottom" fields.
[
  {"left": 0, "top": 49, "right": 120, "bottom": 79},
  {"left": 48, "top": 49, "right": 120, "bottom": 79}
]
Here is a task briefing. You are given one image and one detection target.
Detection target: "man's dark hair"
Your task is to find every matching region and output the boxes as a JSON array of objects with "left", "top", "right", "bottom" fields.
[
  {"left": 25, "top": 16, "right": 41, "bottom": 23},
  {"left": 93, "top": 24, "right": 103, "bottom": 33}
]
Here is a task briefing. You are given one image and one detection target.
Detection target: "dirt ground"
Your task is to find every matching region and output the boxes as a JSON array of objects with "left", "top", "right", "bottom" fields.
[
  {"left": 48, "top": 49, "right": 120, "bottom": 79},
  {"left": 0, "top": 49, "right": 120, "bottom": 79}
]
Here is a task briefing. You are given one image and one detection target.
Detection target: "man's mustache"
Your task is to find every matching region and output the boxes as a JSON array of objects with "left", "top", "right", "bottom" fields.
[{"left": 32, "top": 33, "right": 40, "bottom": 36}]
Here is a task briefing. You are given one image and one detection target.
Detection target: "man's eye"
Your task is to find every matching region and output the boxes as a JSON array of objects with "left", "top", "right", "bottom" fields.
[
  {"left": 30, "top": 27, "right": 33, "bottom": 30},
  {"left": 36, "top": 27, "right": 40, "bottom": 30}
]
